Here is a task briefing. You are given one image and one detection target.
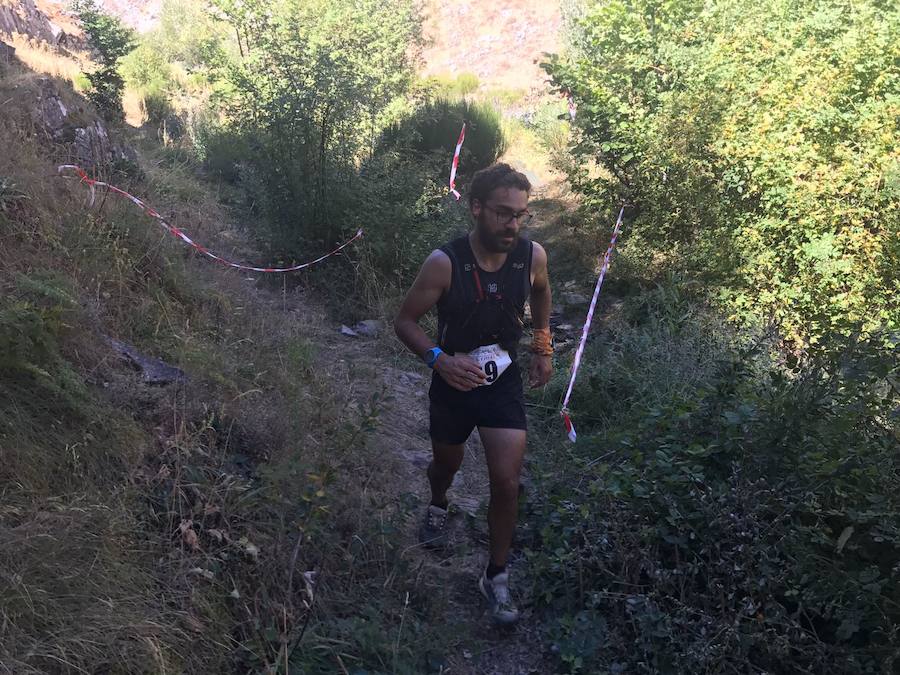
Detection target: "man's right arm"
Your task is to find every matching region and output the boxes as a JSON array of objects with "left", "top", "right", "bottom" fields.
[
  {"left": 393, "top": 249, "right": 451, "bottom": 358},
  {"left": 393, "top": 250, "right": 486, "bottom": 391}
]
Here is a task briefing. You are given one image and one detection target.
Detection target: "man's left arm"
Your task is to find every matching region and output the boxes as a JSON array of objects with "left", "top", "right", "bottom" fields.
[{"left": 528, "top": 243, "right": 553, "bottom": 388}]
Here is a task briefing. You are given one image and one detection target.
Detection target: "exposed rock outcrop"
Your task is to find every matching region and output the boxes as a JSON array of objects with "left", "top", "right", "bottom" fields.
[
  {"left": 0, "top": 39, "right": 14, "bottom": 62},
  {"left": 0, "top": 0, "right": 83, "bottom": 51},
  {"left": 34, "top": 77, "right": 138, "bottom": 169},
  {"left": 0, "top": 0, "right": 57, "bottom": 44},
  {"left": 73, "top": 118, "right": 138, "bottom": 168}
]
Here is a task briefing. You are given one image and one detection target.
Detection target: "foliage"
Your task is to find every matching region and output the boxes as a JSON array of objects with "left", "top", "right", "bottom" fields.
[
  {"left": 0, "top": 177, "right": 28, "bottom": 212},
  {"left": 1, "top": 73, "right": 454, "bottom": 671},
  {"left": 423, "top": 71, "right": 481, "bottom": 98},
  {"left": 155, "top": 0, "right": 236, "bottom": 72},
  {"left": 544, "top": 0, "right": 900, "bottom": 346},
  {"left": 0, "top": 272, "right": 87, "bottom": 414},
  {"left": 528, "top": 287, "right": 900, "bottom": 673},
  {"left": 72, "top": 0, "right": 136, "bottom": 119},
  {"left": 207, "top": 0, "right": 422, "bottom": 250},
  {"left": 379, "top": 97, "right": 508, "bottom": 177},
  {"left": 120, "top": 44, "right": 176, "bottom": 125}
]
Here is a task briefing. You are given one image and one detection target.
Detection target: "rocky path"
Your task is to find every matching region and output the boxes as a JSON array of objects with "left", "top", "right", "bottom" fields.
[
  {"left": 329, "top": 323, "right": 547, "bottom": 674},
  {"left": 320, "top": 188, "right": 599, "bottom": 674}
]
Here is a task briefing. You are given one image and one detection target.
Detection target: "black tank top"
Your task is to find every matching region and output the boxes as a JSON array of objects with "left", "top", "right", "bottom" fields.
[{"left": 436, "top": 235, "right": 533, "bottom": 359}]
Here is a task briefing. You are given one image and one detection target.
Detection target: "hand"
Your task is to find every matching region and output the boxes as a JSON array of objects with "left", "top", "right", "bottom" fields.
[
  {"left": 529, "top": 354, "right": 553, "bottom": 389},
  {"left": 434, "top": 354, "right": 487, "bottom": 391}
]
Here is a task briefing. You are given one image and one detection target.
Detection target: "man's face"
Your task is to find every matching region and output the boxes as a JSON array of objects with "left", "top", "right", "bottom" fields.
[{"left": 471, "top": 187, "right": 530, "bottom": 253}]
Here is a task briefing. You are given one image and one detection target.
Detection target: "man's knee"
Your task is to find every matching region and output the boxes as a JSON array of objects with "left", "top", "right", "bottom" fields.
[
  {"left": 490, "top": 474, "right": 520, "bottom": 503},
  {"left": 431, "top": 443, "right": 464, "bottom": 473}
]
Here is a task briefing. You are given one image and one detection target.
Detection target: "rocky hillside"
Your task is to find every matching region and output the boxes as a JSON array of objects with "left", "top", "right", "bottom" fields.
[
  {"left": 420, "top": 0, "right": 562, "bottom": 92},
  {"left": 5, "top": 0, "right": 562, "bottom": 94},
  {"left": 0, "top": 0, "right": 86, "bottom": 49}
]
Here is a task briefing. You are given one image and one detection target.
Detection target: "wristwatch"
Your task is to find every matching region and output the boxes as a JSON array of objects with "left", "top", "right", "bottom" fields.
[{"left": 424, "top": 347, "right": 443, "bottom": 369}]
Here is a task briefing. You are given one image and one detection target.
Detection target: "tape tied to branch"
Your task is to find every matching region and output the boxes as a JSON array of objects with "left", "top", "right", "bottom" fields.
[
  {"left": 448, "top": 122, "right": 466, "bottom": 200},
  {"left": 560, "top": 206, "right": 625, "bottom": 442},
  {"left": 58, "top": 164, "right": 363, "bottom": 273}
]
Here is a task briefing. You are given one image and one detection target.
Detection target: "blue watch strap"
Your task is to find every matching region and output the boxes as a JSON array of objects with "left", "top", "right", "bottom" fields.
[{"left": 425, "top": 347, "right": 443, "bottom": 368}]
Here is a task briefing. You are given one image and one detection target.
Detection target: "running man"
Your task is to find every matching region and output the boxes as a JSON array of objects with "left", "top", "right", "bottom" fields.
[{"left": 393, "top": 163, "right": 553, "bottom": 624}]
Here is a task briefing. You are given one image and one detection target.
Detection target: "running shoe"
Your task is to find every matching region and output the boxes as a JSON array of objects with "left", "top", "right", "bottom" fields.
[
  {"left": 418, "top": 504, "right": 449, "bottom": 548},
  {"left": 479, "top": 570, "right": 520, "bottom": 624}
]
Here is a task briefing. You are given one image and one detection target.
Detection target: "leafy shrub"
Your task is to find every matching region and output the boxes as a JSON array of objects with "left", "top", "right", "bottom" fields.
[
  {"left": 120, "top": 41, "right": 176, "bottom": 126},
  {"left": 0, "top": 177, "right": 27, "bottom": 213},
  {"left": 190, "top": 116, "right": 249, "bottom": 184},
  {"left": 73, "top": 0, "right": 136, "bottom": 120},
  {"left": 0, "top": 272, "right": 87, "bottom": 418},
  {"left": 379, "top": 98, "right": 507, "bottom": 178},
  {"left": 209, "top": 0, "right": 421, "bottom": 247},
  {"left": 119, "top": 42, "right": 173, "bottom": 93},
  {"left": 527, "top": 289, "right": 899, "bottom": 672},
  {"left": 455, "top": 71, "right": 480, "bottom": 96},
  {"left": 141, "top": 87, "right": 174, "bottom": 126},
  {"left": 544, "top": 280, "right": 737, "bottom": 434},
  {"left": 544, "top": 0, "right": 899, "bottom": 345}
]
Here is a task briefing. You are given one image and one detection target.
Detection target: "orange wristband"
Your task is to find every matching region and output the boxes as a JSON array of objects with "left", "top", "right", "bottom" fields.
[{"left": 530, "top": 327, "right": 553, "bottom": 356}]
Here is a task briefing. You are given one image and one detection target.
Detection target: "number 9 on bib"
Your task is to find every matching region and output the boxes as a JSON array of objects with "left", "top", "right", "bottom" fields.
[{"left": 468, "top": 344, "right": 511, "bottom": 386}]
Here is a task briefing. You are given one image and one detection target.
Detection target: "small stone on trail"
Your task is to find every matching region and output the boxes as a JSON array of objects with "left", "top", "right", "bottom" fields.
[
  {"left": 351, "top": 319, "right": 384, "bottom": 337},
  {"left": 340, "top": 324, "right": 359, "bottom": 337}
]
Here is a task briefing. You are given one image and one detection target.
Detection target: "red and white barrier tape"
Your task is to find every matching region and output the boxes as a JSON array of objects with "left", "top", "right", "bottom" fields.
[
  {"left": 448, "top": 122, "right": 466, "bottom": 200},
  {"left": 58, "top": 165, "right": 363, "bottom": 273},
  {"left": 561, "top": 206, "right": 625, "bottom": 442}
]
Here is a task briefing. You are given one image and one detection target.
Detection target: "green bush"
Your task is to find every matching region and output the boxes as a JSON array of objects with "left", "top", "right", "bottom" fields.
[
  {"left": 142, "top": 87, "right": 174, "bottom": 126},
  {"left": 0, "top": 272, "right": 87, "bottom": 417},
  {"left": 544, "top": 0, "right": 899, "bottom": 346},
  {"left": 455, "top": 71, "right": 480, "bottom": 96},
  {"left": 544, "top": 280, "right": 736, "bottom": 435},
  {"left": 119, "top": 42, "right": 173, "bottom": 93},
  {"left": 208, "top": 0, "right": 421, "bottom": 246},
  {"left": 73, "top": 0, "right": 136, "bottom": 120},
  {"left": 379, "top": 98, "right": 507, "bottom": 178},
  {"left": 527, "top": 287, "right": 899, "bottom": 672},
  {"left": 191, "top": 117, "right": 249, "bottom": 184}
]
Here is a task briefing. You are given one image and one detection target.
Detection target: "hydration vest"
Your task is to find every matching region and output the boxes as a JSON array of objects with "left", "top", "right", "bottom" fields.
[{"left": 436, "top": 235, "right": 533, "bottom": 358}]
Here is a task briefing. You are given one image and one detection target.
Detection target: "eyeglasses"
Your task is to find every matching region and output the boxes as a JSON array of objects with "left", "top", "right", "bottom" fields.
[{"left": 483, "top": 203, "right": 534, "bottom": 227}]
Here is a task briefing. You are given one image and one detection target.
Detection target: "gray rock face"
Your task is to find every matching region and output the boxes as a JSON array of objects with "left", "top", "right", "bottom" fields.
[
  {"left": 34, "top": 78, "right": 138, "bottom": 169},
  {"left": 38, "top": 78, "right": 69, "bottom": 139},
  {"left": 108, "top": 338, "right": 186, "bottom": 385},
  {"left": 0, "top": 39, "right": 13, "bottom": 64},
  {"left": 0, "top": 0, "right": 55, "bottom": 44},
  {"left": 561, "top": 291, "right": 591, "bottom": 307},
  {"left": 74, "top": 119, "right": 138, "bottom": 168}
]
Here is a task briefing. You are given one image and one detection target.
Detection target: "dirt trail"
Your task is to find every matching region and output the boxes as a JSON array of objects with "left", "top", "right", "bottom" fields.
[
  {"left": 317, "top": 317, "right": 543, "bottom": 674},
  {"left": 316, "top": 185, "right": 590, "bottom": 674}
]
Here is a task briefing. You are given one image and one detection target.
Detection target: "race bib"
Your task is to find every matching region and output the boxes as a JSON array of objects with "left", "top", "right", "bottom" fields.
[{"left": 467, "top": 343, "right": 512, "bottom": 386}]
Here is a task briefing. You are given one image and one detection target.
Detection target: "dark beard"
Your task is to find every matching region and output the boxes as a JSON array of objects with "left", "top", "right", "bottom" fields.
[{"left": 476, "top": 223, "right": 518, "bottom": 253}]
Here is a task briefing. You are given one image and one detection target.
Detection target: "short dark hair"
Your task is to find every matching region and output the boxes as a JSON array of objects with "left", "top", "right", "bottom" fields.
[{"left": 468, "top": 163, "right": 532, "bottom": 207}]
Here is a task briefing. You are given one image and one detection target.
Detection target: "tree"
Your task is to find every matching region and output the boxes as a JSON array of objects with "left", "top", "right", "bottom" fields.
[
  {"left": 545, "top": 0, "right": 899, "bottom": 345},
  {"left": 72, "top": 0, "right": 136, "bottom": 120},
  {"left": 208, "top": 0, "right": 422, "bottom": 246}
]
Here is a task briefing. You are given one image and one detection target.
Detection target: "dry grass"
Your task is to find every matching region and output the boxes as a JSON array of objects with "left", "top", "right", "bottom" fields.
[
  {"left": 0, "top": 51, "right": 456, "bottom": 672},
  {"left": 3, "top": 33, "right": 91, "bottom": 85},
  {"left": 420, "top": 0, "right": 561, "bottom": 94}
]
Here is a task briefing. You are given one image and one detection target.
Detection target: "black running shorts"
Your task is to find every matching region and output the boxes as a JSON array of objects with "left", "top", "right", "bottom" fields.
[{"left": 428, "top": 362, "right": 527, "bottom": 445}]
